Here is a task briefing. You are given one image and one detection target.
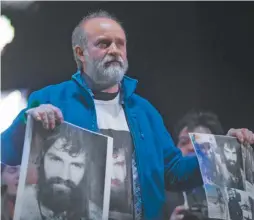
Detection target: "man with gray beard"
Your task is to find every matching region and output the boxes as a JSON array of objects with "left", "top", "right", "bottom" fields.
[{"left": 1, "top": 10, "right": 254, "bottom": 220}]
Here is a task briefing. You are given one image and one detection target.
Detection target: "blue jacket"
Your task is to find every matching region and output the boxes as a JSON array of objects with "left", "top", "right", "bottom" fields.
[{"left": 1, "top": 71, "right": 202, "bottom": 219}]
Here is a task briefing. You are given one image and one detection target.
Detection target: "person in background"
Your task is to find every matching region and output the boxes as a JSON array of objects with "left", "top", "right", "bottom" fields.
[
  {"left": 166, "top": 110, "right": 253, "bottom": 220},
  {"left": 1, "top": 164, "right": 20, "bottom": 220}
]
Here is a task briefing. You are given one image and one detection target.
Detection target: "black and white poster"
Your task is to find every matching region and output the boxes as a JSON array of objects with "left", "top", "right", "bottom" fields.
[
  {"left": 190, "top": 133, "right": 254, "bottom": 220},
  {"left": 215, "top": 136, "right": 244, "bottom": 190},
  {"left": 100, "top": 129, "right": 134, "bottom": 220},
  {"left": 13, "top": 116, "right": 113, "bottom": 220},
  {"left": 184, "top": 185, "right": 209, "bottom": 219},
  {"left": 242, "top": 144, "right": 254, "bottom": 194},
  {"left": 226, "top": 188, "right": 252, "bottom": 220},
  {"left": 204, "top": 184, "right": 229, "bottom": 219}
]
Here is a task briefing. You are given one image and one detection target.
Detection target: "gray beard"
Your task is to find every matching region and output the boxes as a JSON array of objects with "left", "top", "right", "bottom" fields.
[{"left": 84, "top": 54, "right": 128, "bottom": 91}]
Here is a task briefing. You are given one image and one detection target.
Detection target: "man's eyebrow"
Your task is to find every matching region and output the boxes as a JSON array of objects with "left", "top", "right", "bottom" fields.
[
  {"left": 47, "top": 152, "right": 63, "bottom": 161},
  {"left": 94, "top": 36, "right": 110, "bottom": 43},
  {"left": 95, "top": 36, "right": 125, "bottom": 43}
]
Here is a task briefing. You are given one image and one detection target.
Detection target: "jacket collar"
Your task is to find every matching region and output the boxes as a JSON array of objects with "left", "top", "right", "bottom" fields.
[{"left": 71, "top": 70, "right": 138, "bottom": 102}]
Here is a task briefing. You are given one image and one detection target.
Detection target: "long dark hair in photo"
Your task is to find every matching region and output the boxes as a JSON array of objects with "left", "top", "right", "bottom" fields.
[{"left": 34, "top": 122, "right": 93, "bottom": 220}]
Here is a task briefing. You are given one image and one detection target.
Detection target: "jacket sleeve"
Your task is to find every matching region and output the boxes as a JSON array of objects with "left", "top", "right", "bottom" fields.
[
  {"left": 1, "top": 91, "right": 43, "bottom": 166},
  {"left": 149, "top": 105, "right": 203, "bottom": 191}
]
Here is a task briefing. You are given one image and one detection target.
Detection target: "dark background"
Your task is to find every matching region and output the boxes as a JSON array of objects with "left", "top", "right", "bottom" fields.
[{"left": 2, "top": 1, "right": 254, "bottom": 137}]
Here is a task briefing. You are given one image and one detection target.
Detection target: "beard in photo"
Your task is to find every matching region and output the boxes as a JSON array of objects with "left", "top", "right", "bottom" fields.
[
  {"left": 110, "top": 182, "right": 129, "bottom": 213},
  {"left": 37, "top": 175, "right": 83, "bottom": 215},
  {"left": 225, "top": 158, "right": 238, "bottom": 175}
]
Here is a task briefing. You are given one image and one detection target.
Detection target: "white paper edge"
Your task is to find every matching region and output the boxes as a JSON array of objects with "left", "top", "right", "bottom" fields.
[
  {"left": 102, "top": 136, "right": 113, "bottom": 220},
  {"left": 13, "top": 115, "right": 33, "bottom": 220}
]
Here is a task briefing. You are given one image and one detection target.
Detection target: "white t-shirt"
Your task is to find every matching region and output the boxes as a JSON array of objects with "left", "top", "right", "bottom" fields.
[{"left": 94, "top": 93, "right": 134, "bottom": 220}]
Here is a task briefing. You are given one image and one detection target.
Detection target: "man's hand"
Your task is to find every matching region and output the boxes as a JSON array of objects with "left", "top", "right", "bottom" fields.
[
  {"left": 227, "top": 128, "right": 254, "bottom": 145},
  {"left": 169, "top": 205, "right": 188, "bottom": 220},
  {"left": 26, "top": 104, "right": 64, "bottom": 129}
]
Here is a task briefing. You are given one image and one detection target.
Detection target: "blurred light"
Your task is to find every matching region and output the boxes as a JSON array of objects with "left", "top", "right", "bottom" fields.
[
  {"left": 1, "top": 1, "right": 35, "bottom": 10},
  {"left": 0, "top": 15, "right": 15, "bottom": 53},
  {"left": 0, "top": 90, "right": 27, "bottom": 133}
]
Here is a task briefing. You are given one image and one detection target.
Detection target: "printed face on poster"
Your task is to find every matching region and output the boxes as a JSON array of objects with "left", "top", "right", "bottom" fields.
[
  {"left": 189, "top": 133, "right": 254, "bottom": 220},
  {"left": 13, "top": 116, "right": 113, "bottom": 220}
]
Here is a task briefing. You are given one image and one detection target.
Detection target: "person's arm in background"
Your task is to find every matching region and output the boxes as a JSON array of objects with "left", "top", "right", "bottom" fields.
[
  {"left": 147, "top": 104, "right": 203, "bottom": 191},
  {"left": 1, "top": 92, "right": 41, "bottom": 166}
]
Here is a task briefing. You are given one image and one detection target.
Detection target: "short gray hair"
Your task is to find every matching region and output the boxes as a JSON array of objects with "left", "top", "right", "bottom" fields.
[{"left": 71, "top": 10, "right": 124, "bottom": 70}]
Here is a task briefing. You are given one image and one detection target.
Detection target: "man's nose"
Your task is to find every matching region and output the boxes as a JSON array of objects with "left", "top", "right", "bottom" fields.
[
  {"left": 108, "top": 43, "right": 120, "bottom": 56},
  {"left": 59, "top": 164, "right": 70, "bottom": 180}
]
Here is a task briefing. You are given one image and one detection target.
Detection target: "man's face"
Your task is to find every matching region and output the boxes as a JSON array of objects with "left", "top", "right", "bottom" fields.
[
  {"left": 111, "top": 148, "right": 127, "bottom": 192},
  {"left": 223, "top": 143, "right": 237, "bottom": 167},
  {"left": 80, "top": 18, "right": 128, "bottom": 90},
  {"left": 201, "top": 143, "right": 213, "bottom": 157},
  {"left": 2, "top": 165, "right": 20, "bottom": 196},
  {"left": 178, "top": 126, "right": 211, "bottom": 156},
  {"left": 44, "top": 138, "right": 86, "bottom": 193}
]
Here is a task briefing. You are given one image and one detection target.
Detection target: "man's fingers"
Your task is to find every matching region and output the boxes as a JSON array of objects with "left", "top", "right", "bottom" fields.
[
  {"left": 32, "top": 111, "right": 42, "bottom": 121},
  {"left": 173, "top": 205, "right": 187, "bottom": 214},
  {"left": 245, "top": 129, "right": 254, "bottom": 144},
  {"left": 237, "top": 131, "right": 244, "bottom": 144},
  {"left": 26, "top": 104, "right": 63, "bottom": 130},
  {"left": 40, "top": 111, "right": 49, "bottom": 129},
  {"left": 26, "top": 108, "right": 41, "bottom": 121},
  {"left": 47, "top": 110, "right": 56, "bottom": 129},
  {"left": 170, "top": 208, "right": 185, "bottom": 220},
  {"left": 251, "top": 133, "right": 254, "bottom": 144},
  {"left": 176, "top": 214, "right": 184, "bottom": 220},
  {"left": 240, "top": 129, "right": 253, "bottom": 145},
  {"left": 227, "top": 128, "right": 254, "bottom": 145},
  {"left": 227, "top": 128, "right": 244, "bottom": 143},
  {"left": 52, "top": 106, "right": 64, "bottom": 123}
]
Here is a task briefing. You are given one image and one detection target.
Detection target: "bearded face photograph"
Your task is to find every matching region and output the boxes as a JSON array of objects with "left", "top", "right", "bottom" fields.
[
  {"left": 215, "top": 136, "right": 244, "bottom": 190},
  {"left": 100, "top": 129, "right": 134, "bottom": 220},
  {"left": 189, "top": 133, "right": 223, "bottom": 186},
  {"left": 13, "top": 117, "right": 113, "bottom": 220}
]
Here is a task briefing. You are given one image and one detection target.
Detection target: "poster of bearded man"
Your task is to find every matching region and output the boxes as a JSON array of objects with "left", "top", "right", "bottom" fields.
[{"left": 13, "top": 116, "right": 113, "bottom": 220}]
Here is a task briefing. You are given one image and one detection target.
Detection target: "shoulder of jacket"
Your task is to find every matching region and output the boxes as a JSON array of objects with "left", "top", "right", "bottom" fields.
[
  {"left": 130, "top": 93, "right": 161, "bottom": 116},
  {"left": 33, "top": 80, "right": 74, "bottom": 95}
]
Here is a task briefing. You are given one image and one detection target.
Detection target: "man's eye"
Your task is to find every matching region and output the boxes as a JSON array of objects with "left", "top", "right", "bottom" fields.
[
  {"left": 50, "top": 157, "right": 61, "bottom": 162},
  {"left": 72, "top": 163, "right": 83, "bottom": 168},
  {"left": 97, "top": 40, "right": 110, "bottom": 48}
]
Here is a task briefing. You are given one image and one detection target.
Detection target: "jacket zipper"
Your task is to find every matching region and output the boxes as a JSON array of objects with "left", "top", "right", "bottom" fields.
[
  {"left": 73, "top": 77, "right": 98, "bottom": 131},
  {"left": 123, "top": 103, "right": 144, "bottom": 219}
]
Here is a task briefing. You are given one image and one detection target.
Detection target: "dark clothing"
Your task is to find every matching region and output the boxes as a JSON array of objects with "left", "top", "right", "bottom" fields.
[{"left": 228, "top": 199, "right": 243, "bottom": 220}]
